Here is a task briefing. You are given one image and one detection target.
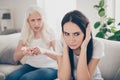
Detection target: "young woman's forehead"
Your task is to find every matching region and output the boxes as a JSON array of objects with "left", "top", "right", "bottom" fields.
[{"left": 63, "top": 22, "right": 82, "bottom": 33}]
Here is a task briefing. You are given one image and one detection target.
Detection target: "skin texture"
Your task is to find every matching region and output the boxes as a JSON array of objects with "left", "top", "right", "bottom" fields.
[
  {"left": 28, "top": 11, "right": 43, "bottom": 34},
  {"left": 63, "top": 22, "right": 84, "bottom": 56}
]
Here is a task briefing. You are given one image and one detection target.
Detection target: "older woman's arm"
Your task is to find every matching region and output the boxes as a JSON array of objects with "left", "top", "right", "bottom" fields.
[{"left": 14, "top": 40, "right": 25, "bottom": 62}]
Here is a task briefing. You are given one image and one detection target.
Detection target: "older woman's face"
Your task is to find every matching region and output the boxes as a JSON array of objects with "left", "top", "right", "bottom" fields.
[
  {"left": 28, "top": 11, "right": 43, "bottom": 32},
  {"left": 63, "top": 22, "right": 84, "bottom": 50}
]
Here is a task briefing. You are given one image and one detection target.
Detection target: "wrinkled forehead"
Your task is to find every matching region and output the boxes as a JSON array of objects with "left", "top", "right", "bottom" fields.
[{"left": 63, "top": 22, "right": 82, "bottom": 33}]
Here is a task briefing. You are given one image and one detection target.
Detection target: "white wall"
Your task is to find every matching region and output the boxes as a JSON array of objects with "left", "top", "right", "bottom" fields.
[
  {"left": 0, "top": 0, "right": 37, "bottom": 30},
  {"left": 115, "top": 0, "right": 120, "bottom": 29},
  {"left": 0, "top": 0, "right": 99, "bottom": 35},
  {"left": 0, "top": 0, "right": 15, "bottom": 31},
  {"left": 0, "top": 0, "right": 116, "bottom": 35},
  {"left": 76, "top": 0, "right": 100, "bottom": 36},
  {"left": 43, "top": 0, "right": 76, "bottom": 38},
  {"left": 13, "top": 0, "right": 37, "bottom": 30},
  {"left": 39, "top": 0, "right": 100, "bottom": 37}
]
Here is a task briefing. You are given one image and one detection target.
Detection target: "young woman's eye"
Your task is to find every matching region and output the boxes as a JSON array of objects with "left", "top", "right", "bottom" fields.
[
  {"left": 64, "top": 32, "right": 69, "bottom": 36},
  {"left": 74, "top": 32, "right": 80, "bottom": 36}
]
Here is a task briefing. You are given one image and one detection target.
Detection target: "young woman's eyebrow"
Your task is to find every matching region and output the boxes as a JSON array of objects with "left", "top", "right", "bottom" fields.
[
  {"left": 72, "top": 31, "right": 80, "bottom": 34},
  {"left": 63, "top": 31, "right": 69, "bottom": 33},
  {"left": 64, "top": 31, "right": 80, "bottom": 34}
]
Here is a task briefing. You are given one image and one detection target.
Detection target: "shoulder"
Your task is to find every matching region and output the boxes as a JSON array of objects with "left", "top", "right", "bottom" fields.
[{"left": 92, "top": 37, "right": 105, "bottom": 59}]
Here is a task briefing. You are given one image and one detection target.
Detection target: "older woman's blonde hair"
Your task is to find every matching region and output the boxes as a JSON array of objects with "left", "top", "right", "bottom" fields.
[{"left": 20, "top": 5, "right": 54, "bottom": 46}]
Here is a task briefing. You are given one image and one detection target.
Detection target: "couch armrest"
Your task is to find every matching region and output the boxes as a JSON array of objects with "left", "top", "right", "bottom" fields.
[
  {"left": 0, "top": 72, "right": 5, "bottom": 80},
  {"left": 97, "top": 38, "right": 120, "bottom": 80},
  {"left": 114, "top": 67, "right": 120, "bottom": 80}
]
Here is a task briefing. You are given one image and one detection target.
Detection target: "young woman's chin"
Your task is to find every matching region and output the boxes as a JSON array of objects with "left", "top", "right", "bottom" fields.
[{"left": 69, "top": 46, "right": 79, "bottom": 50}]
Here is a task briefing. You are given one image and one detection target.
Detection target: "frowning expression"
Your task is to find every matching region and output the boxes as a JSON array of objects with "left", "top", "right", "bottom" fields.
[
  {"left": 28, "top": 11, "right": 43, "bottom": 32},
  {"left": 63, "top": 22, "right": 84, "bottom": 50}
]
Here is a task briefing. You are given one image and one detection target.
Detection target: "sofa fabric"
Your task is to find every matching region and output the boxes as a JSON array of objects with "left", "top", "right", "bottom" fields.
[
  {"left": 0, "top": 72, "right": 5, "bottom": 80},
  {"left": 0, "top": 33, "right": 120, "bottom": 80},
  {"left": 0, "top": 33, "right": 20, "bottom": 65},
  {"left": 0, "top": 29, "right": 20, "bottom": 35},
  {"left": 114, "top": 67, "right": 120, "bottom": 80},
  {"left": 0, "top": 64, "right": 21, "bottom": 76},
  {"left": 97, "top": 38, "right": 120, "bottom": 80},
  {"left": 0, "top": 46, "right": 18, "bottom": 64}
]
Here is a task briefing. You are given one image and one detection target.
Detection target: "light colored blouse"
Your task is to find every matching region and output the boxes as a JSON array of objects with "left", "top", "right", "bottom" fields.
[
  {"left": 25, "top": 38, "right": 58, "bottom": 69},
  {"left": 55, "top": 38, "right": 105, "bottom": 80}
]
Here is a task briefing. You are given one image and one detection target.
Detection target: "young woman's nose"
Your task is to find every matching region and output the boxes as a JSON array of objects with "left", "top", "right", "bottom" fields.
[{"left": 69, "top": 35, "right": 75, "bottom": 42}]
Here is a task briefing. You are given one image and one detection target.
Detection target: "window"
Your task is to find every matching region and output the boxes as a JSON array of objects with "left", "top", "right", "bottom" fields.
[
  {"left": 115, "top": 0, "right": 120, "bottom": 29},
  {"left": 106, "top": 0, "right": 120, "bottom": 29}
]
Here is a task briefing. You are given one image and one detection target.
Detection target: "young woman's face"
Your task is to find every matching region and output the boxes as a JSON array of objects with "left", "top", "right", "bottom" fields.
[
  {"left": 63, "top": 22, "right": 84, "bottom": 50},
  {"left": 28, "top": 11, "right": 43, "bottom": 32}
]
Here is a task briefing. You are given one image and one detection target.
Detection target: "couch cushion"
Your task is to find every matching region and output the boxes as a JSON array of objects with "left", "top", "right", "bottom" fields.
[
  {"left": 0, "top": 33, "right": 21, "bottom": 64},
  {"left": 97, "top": 38, "right": 120, "bottom": 80},
  {"left": 0, "top": 72, "right": 5, "bottom": 80},
  {"left": 114, "top": 67, "right": 120, "bottom": 80},
  {"left": 0, "top": 64, "right": 21, "bottom": 75}
]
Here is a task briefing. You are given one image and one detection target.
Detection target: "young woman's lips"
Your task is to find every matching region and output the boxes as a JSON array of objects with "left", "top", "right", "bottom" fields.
[{"left": 69, "top": 44, "right": 76, "bottom": 47}]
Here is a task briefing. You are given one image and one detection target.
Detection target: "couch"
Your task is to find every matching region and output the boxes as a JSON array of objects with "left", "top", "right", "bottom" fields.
[{"left": 0, "top": 33, "right": 120, "bottom": 80}]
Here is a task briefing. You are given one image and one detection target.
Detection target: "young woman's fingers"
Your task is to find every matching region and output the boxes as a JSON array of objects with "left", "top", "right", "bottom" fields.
[
  {"left": 81, "top": 23, "right": 91, "bottom": 48},
  {"left": 61, "top": 34, "right": 68, "bottom": 48}
]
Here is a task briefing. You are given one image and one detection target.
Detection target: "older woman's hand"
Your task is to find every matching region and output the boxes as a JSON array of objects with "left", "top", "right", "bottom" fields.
[{"left": 21, "top": 46, "right": 40, "bottom": 56}]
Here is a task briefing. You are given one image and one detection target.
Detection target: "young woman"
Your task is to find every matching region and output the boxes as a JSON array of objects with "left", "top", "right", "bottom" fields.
[
  {"left": 58, "top": 10, "right": 105, "bottom": 80},
  {"left": 43, "top": 10, "right": 105, "bottom": 80},
  {"left": 5, "top": 6, "right": 58, "bottom": 80}
]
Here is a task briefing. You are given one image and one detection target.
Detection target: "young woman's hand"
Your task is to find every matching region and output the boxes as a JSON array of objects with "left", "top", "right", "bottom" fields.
[
  {"left": 81, "top": 23, "right": 91, "bottom": 49},
  {"left": 62, "top": 34, "right": 68, "bottom": 49},
  {"left": 62, "top": 34, "right": 69, "bottom": 54}
]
